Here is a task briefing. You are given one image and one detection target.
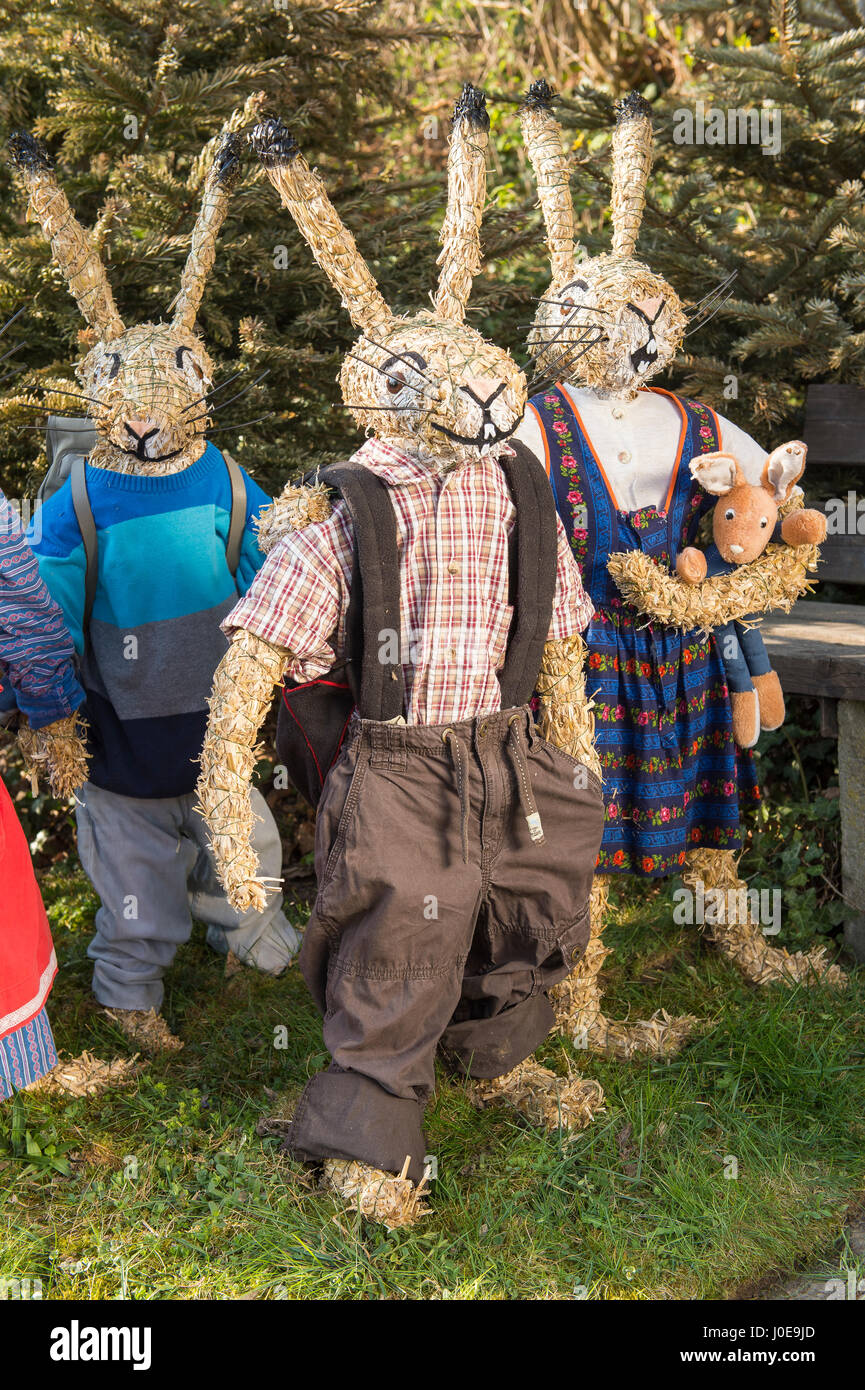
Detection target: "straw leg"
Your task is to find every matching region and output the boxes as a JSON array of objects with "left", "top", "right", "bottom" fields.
[
  {"left": 683, "top": 848, "right": 846, "bottom": 989},
  {"left": 537, "top": 636, "right": 698, "bottom": 1058},
  {"left": 550, "top": 875, "right": 700, "bottom": 1058}
]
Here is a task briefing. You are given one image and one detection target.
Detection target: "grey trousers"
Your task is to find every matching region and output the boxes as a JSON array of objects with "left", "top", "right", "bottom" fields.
[{"left": 75, "top": 783, "right": 301, "bottom": 1010}]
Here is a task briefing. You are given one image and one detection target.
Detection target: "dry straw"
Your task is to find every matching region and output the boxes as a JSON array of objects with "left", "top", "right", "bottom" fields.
[
  {"left": 519, "top": 83, "right": 687, "bottom": 396},
  {"left": 18, "top": 712, "right": 89, "bottom": 799},
  {"left": 469, "top": 1058, "right": 606, "bottom": 1131},
  {"left": 321, "top": 1157, "right": 431, "bottom": 1229},
  {"left": 549, "top": 876, "right": 699, "bottom": 1058},
  {"left": 683, "top": 849, "right": 847, "bottom": 988},
  {"left": 196, "top": 626, "right": 289, "bottom": 913},
  {"left": 607, "top": 540, "right": 820, "bottom": 633}
]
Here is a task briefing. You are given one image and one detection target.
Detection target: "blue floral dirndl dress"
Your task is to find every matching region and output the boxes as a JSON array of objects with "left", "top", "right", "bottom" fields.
[{"left": 529, "top": 385, "right": 759, "bottom": 877}]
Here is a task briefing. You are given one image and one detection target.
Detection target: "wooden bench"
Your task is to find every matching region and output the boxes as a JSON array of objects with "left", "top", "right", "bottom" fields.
[{"left": 761, "top": 384, "right": 865, "bottom": 961}]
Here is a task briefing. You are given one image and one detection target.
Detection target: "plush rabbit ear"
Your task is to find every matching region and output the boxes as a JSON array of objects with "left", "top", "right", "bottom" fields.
[
  {"left": 8, "top": 130, "right": 124, "bottom": 341},
  {"left": 249, "top": 118, "right": 392, "bottom": 333},
  {"left": 610, "top": 92, "right": 653, "bottom": 259},
  {"left": 690, "top": 451, "right": 739, "bottom": 497},
  {"left": 519, "top": 79, "right": 575, "bottom": 283},
  {"left": 171, "top": 130, "right": 244, "bottom": 333},
  {"left": 434, "top": 83, "right": 491, "bottom": 324},
  {"left": 762, "top": 440, "right": 806, "bottom": 502}
]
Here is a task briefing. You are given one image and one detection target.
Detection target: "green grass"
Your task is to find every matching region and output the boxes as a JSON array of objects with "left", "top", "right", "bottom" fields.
[{"left": 1, "top": 868, "right": 863, "bottom": 1300}]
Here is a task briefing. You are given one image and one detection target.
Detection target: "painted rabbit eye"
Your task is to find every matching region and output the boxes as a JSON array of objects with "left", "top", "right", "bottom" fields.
[
  {"left": 91, "top": 352, "right": 120, "bottom": 389},
  {"left": 724, "top": 508, "right": 735, "bottom": 520},
  {"left": 380, "top": 351, "right": 427, "bottom": 397},
  {"left": 176, "top": 345, "right": 204, "bottom": 380},
  {"left": 760, "top": 517, "right": 768, "bottom": 528}
]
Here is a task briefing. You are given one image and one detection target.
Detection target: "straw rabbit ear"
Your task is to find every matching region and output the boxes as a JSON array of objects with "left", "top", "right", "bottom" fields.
[
  {"left": 610, "top": 92, "right": 653, "bottom": 258},
  {"left": 434, "top": 83, "right": 491, "bottom": 324},
  {"left": 519, "top": 80, "right": 575, "bottom": 283},
  {"left": 171, "top": 131, "right": 243, "bottom": 333},
  {"left": 7, "top": 131, "right": 125, "bottom": 341},
  {"left": 248, "top": 118, "right": 392, "bottom": 333}
]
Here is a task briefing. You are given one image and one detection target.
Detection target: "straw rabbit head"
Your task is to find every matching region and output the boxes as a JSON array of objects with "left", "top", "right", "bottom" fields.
[
  {"left": 520, "top": 81, "right": 687, "bottom": 400},
  {"left": 7, "top": 128, "right": 243, "bottom": 472},
  {"left": 249, "top": 85, "right": 526, "bottom": 471}
]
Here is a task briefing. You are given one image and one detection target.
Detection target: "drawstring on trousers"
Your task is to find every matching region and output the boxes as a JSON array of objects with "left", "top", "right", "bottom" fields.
[
  {"left": 443, "top": 728, "right": 471, "bottom": 865},
  {"left": 507, "top": 715, "right": 545, "bottom": 845},
  {"left": 442, "top": 716, "right": 545, "bottom": 864}
]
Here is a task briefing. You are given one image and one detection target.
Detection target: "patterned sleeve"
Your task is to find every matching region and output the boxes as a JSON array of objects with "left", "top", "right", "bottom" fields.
[
  {"left": 0, "top": 492, "right": 86, "bottom": 729},
  {"left": 222, "top": 501, "right": 355, "bottom": 682},
  {"left": 548, "top": 512, "right": 594, "bottom": 640}
]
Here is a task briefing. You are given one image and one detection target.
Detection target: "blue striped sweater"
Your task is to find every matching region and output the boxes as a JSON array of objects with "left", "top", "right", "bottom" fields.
[{"left": 24, "top": 443, "right": 271, "bottom": 798}]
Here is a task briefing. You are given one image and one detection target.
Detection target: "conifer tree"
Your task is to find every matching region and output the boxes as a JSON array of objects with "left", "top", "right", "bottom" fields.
[{"left": 0, "top": 0, "right": 449, "bottom": 497}]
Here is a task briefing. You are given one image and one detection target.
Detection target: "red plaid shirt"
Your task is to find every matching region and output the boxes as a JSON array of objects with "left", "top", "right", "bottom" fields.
[{"left": 225, "top": 438, "right": 594, "bottom": 725}]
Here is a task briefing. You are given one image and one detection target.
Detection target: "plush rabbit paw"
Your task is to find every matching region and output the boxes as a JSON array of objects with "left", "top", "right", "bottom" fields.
[
  {"left": 729, "top": 690, "right": 761, "bottom": 749},
  {"left": 676, "top": 546, "right": 708, "bottom": 585},
  {"left": 780, "top": 508, "right": 827, "bottom": 547},
  {"left": 752, "top": 670, "right": 785, "bottom": 731}
]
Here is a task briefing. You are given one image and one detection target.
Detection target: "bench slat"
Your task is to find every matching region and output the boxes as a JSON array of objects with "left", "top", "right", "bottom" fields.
[
  {"left": 761, "top": 601, "right": 865, "bottom": 700},
  {"left": 803, "top": 384, "right": 865, "bottom": 465},
  {"left": 815, "top": 533, "right": 865, "bottom": 585}
]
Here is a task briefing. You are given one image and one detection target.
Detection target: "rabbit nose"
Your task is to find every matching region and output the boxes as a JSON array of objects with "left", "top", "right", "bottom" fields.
[
  {"left": 728, "top": 543, "right": 744, "bottom": 556},
  {"left": 465, "top": 377, "right": 501, "bottom": 403},
  {"left": 124, "top": 418, "right": 158, "bottom": 439},
  {"left": 634, "top": 295, "right": 664, "bottom": 320}
]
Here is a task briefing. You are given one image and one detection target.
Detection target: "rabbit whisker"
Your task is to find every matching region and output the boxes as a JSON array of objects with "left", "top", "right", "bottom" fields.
[
  {"left": 0, "top": 306, "right": 26, "bottom": 339},
  {"left": 532, "top": 297, "right": 614, "bottom": 316},
  {"left": 181, "top": 368, "right": 249, "bottom": 413},
  {"left": 683, "top": 290, "right": 735, "bottom": 336},
  {"left": 199, "top": 412, "right": 275, "bottom": 434},
  {"left": 38, "top": 387, "right": 102, "bottom": 407},
  {"left": 360, "top": 335, "right": 434, "bottom": 383},
  {"left": 687, "top": 269, "right": 738, "bottom": 313},
  {"left": 346, "top": 353, "right": 432, "bottom": 399},
  {"left": 0, "top": 340, "right": 29, "bottom": 368},
  {"left": 206, "top": 369, "right": 272, "bottom": 416}
]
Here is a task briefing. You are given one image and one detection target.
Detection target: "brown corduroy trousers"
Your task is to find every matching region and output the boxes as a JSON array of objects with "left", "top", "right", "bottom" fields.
[{"left": 284, "top": 705, "right": 605, "bottom": 1181}]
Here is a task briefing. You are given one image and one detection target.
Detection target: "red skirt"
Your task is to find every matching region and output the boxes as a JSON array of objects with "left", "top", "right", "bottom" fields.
[{"left": 0, "top": 775, "right": 56, "bottom": 1041}]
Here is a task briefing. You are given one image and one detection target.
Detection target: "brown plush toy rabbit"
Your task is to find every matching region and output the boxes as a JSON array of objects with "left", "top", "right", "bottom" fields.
[
  {"left": 677, "top": 442, "right": 827, "bottom": 749},
  {"left": 197, "top": 87, "right": 607, "bottom": 1227}
]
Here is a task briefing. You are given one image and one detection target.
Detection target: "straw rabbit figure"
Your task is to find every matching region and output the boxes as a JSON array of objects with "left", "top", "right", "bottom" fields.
[
  {"left": 197, "top": 88, "right": 607, "bottom": 1227},
  {"left": 514, "top": 81, "right": 843, "bottom": 1051}
]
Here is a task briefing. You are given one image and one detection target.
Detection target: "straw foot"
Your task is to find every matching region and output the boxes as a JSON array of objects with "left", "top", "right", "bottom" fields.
[
  {"left": 103, "top": 1008, "right": 184, "bottom": 1054},
  {"left": 321, "top": 1156, "right": 430, "bottom": 1229},
  {"left": 469, "top": 1059, "right": 605, "bottom": 1132}
]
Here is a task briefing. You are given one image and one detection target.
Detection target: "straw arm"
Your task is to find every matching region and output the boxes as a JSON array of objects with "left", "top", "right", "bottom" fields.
[
  {"left": 197, "top": 628, "right": 290, "bottom": 913},
  {"left": 536, "top": 634, "right": 602, "bottom": 783},
  {"left": 18, "top": 712, "right": 89, "bottom": 799}
]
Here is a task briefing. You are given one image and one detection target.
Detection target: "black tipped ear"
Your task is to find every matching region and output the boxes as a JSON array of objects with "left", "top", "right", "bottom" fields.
[
  {"left": 214, "top": 131, "right": 243, "bottom": 186},
  {"left": 8, "top": 130, "right": 53, "bottom": 173},
  {"left": 522, "top": 78, "right": 557, "bottom": 111},
  {"left": 453, "top": 82, "right": 490, "bottom": 130},
  {"left": 248, "top": 118, "right": 299, "bottom": 168},
  {"left": 615, "top": 91, "right": 653, "bottom": 124}
]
